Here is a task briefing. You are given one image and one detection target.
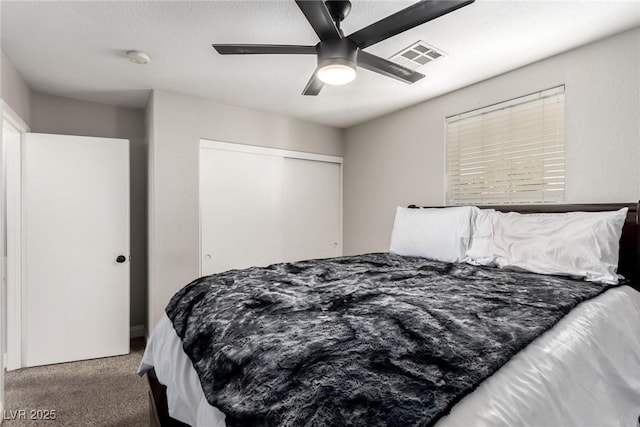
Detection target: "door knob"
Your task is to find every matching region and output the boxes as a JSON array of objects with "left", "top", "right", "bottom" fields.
[{"left": 116, "top": 255, "right": 126, "bottom": 263}]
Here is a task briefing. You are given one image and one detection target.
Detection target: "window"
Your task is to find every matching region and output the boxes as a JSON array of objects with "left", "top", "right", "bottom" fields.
[{"left": 446, "top": 86, "right": 565, "bottom": 205}]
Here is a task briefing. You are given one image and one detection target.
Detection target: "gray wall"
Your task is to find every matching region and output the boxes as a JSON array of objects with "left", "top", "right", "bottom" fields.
[
  {"left": 1, "top": 51, "right": 148, "bottom": 330},
  {"left": 30, "top": 92, "right": 148, "bottom": 330},
  {"left": 1, "top": 50, "right": 31, "bottom": 126},
  {"left": 343, "top": 28, "right": 640, "bottom": 256},
  {"left": 147, "top": 90, "right": 344, "bottom": 328}
]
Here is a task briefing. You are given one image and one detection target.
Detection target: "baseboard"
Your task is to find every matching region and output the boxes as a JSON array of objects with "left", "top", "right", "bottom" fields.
[{"left": 130, "top": 324, "right": 145, "bottom": 339}]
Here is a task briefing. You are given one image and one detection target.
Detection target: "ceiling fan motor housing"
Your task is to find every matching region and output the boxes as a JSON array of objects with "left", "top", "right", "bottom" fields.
[
  {"left": 325, "top": 0, "right": 352, "bottom": 23},
  {"left": 316, "top": 38, "right": 359, "bottom": 71}
]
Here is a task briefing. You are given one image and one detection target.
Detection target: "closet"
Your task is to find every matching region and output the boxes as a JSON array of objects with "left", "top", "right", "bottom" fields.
[{"left": 199, "top": 140, "right": 342, "bottom": 276}]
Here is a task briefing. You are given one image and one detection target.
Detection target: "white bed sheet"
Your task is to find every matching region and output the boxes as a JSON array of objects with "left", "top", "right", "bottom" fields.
[{"left": 139, "top": 286, "right": 640, "bottom": 427}]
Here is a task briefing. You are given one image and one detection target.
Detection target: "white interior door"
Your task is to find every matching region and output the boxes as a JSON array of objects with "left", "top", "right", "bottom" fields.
[
  {"left": 200, "top": 141, "right": 342, "bottom": 276},
  {"left": 23, "top": 133, "right": 129, "bottom": 367}
]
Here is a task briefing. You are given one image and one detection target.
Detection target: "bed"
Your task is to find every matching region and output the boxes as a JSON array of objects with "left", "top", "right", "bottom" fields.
[{"left": 139, "top": 202, "right": 640, "bottom": 427}]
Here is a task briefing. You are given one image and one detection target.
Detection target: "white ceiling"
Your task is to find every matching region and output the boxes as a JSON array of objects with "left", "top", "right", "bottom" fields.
[{"left": 2, "top": 1, "right": 639, "bottom": 128}]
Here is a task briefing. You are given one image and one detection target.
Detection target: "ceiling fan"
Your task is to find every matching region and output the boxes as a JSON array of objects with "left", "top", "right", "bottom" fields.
[{"left": 212, "top": 0, "right": 474, "bottom": 96}]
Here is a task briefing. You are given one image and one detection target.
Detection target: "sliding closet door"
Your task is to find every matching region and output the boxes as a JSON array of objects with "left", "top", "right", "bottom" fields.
[
  {"left": 281, "top": 157, "right": 340, "bottom": 262},
  {"left": 200, "top": 148, "right": 286, "bottom": 274},
  {"left": 200, "top": 141, "right": 342, "bottom": 276}
]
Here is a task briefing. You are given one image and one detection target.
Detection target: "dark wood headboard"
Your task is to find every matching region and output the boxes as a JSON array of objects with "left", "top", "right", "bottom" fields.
[{"left": 409, "top": 202, "right": 640, "bottom": 288}]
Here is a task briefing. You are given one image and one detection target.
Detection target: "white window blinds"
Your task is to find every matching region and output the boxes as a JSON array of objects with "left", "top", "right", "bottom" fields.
[{"left": 446, "top": 86, "right": 565, "bottom": 205}]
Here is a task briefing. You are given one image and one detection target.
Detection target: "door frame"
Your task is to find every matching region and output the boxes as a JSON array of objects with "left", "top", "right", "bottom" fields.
[
  {"left": 2, "top": 102, "right": 29, "bottom": 371},
  {"left": 198, "top": 139, "right": 343, "bottom": 276}
]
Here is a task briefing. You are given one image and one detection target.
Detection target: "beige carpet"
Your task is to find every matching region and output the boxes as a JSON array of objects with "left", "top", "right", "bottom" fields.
[{"left": 3, "top": 339, "right": 149, "bottom": 427}]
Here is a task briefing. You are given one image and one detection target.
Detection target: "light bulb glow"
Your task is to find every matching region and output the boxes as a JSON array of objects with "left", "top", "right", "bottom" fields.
[{"left": 317, "top": 63, "right": 356, "bottom": 85}]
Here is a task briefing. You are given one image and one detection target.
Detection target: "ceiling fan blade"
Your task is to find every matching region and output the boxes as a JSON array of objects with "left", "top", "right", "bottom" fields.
[
  {"left": 348, "top": 0, "right": 475, "bottom": 49},
  {"left": 358, "top": 51, "right": 425, "bottom": 84},
  {"left": 295, "top": 0, "right": 341, "bottom": 41},
  {"left": 302, "top": 72, "right": 324, "bottom": 96},
  {"left": 212, "top": 44, "right": 317, "bottom": 55}
]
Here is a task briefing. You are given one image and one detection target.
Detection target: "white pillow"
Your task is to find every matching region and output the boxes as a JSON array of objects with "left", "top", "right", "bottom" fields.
[
  {"left": 465, "top": 208, "right": 498, "bottom": 266},
  {"left": 389, "top": 206, "right": 475, "bottom": 263},
  {"left": 466, "top": 208, "right": 628, "bottom": 284}
]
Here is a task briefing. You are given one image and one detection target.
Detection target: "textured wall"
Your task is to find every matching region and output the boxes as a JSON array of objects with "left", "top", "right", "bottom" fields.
[
  {"left": 1, "top": 50, "right": 31, "bottom": 126},
  {"left": 344, "top": 28, "right": 640, "bottom": 256}
]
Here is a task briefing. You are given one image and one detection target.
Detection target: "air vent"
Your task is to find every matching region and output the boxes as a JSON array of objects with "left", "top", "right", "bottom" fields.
[{"left": 389, "top": 41, "right": 446, "bottom": 70}]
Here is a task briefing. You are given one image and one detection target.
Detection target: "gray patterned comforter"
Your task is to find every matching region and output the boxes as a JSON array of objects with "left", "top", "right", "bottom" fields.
[{"left": 166, "top": 253, "right": 618, "bottom": 427}]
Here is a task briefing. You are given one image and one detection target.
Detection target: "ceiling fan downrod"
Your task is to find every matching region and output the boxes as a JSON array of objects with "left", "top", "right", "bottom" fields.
[{"left": 325, "top": 0, "right": 352, "bottom": 35}]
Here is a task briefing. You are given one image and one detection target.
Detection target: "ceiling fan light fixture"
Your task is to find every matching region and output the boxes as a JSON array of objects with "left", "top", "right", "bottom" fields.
[{"left": 317, "top": 59, "right": 356, "bottom": 85}]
